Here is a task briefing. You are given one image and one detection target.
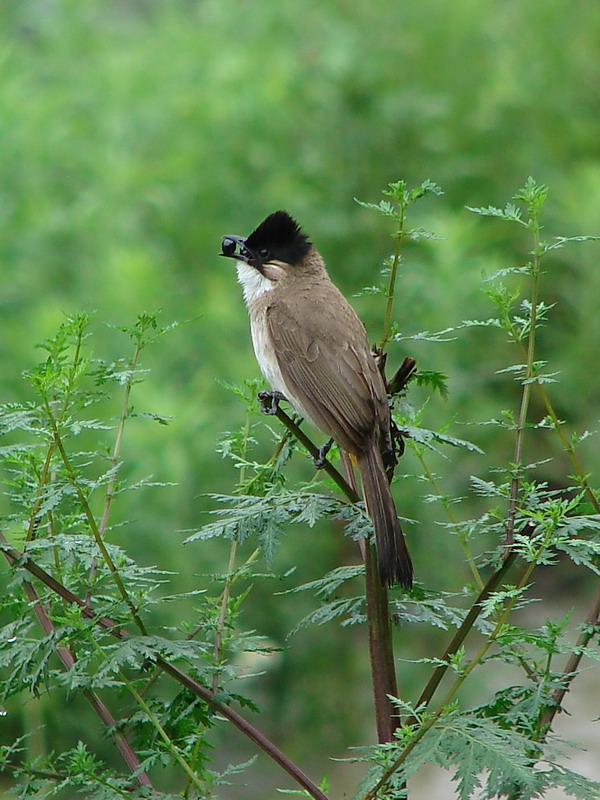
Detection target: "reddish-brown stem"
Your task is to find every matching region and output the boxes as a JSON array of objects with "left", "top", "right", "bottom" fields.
[
  {"left": 274, "top": 403, "right": 402, "bottom": 742},
  {"left": 364, "top": 544, "right": 399, "bottom": 741},
  {"left": 413, "top": 550, "right": 516, "bottom": 717},
  {"left": 538, "top": 580, "right": 600, "bottom": 735},
  {"left": 339, "top": 453, "right": 399, "bottom": 742}
]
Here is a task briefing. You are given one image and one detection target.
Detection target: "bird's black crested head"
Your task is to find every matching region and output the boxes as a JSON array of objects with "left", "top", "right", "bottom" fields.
[{"left": 245, "top": 211, "right": 311, "bottom": 266}]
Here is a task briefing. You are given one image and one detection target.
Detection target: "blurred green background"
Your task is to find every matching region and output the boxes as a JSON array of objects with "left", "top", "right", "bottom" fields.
[{"left": 1, "top": 0, "right": 600, "bottom": 796}]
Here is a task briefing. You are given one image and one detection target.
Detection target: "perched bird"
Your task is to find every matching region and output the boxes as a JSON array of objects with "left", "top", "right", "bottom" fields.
[{"left": 221, "top": 211, "right": 413, "bottom": 589}]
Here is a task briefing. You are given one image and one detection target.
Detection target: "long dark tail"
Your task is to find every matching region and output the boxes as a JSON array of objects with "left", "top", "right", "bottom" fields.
[{"left": 357, "top": 444, "right": 413, "bottom": 589}]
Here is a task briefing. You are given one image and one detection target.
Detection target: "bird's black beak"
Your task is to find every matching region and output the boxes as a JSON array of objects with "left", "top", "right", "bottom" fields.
[{"left": 220, "top": 235, "right": 251, "bottom": 262}]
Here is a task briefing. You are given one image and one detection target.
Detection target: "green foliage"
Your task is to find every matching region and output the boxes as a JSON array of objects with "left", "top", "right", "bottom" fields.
[
  {"left": 2, "top": 177, "right": 599, "bottom": 799},
  {"left": 346, "top": 180, "right": 600, "bottom": 799},
  {"left": 2, "top": 5, "right": 600, "bottom": 789}
]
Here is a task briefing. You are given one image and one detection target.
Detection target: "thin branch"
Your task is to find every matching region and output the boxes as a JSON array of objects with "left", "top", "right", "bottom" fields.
[
  {"left": 25, "top": 447, "right": 55, "bottom": 542},
  {"left": 538, "top": 580, "right": 600, "bottom": 735},
  {"left": 503, "top": 312, "right": 600, "bottom": 517},
  {"left": 98, "top": 346, "right": 142, "bottom": 539},
  {"left": 213, "top": 405, "right": 252, "bottom": 694},
  {"left": 26, "top": 321, "right": 87, "bottom": 543},
  {"left": 121, "top": 672, "right": 212, "bottom": 797},
  {"left": 212, "top": 537, "right": 239, "bottom": 694},
  {"left": 413, "top": 549, "right": 517, "bottom": 717},
  {"left": 387, "top": 356, "right": 417, "bottom": 397},
  {"left": 380, "top": 206, "right": 405, "bottom": 353},
  {"left": 87, "top": 342, "right": 143, "bottom": 597},
  {"left": 414, "top": 447, "right": 483, "bottom": 590},
  {"left": 270, "top": 405, "right": 359, "bottom": 502},
  {"left": 534, "top": 380, "right": 600, "bottom": 514},
  {"left": 506, "top": 226, "right": 541, "bottom": 545}
]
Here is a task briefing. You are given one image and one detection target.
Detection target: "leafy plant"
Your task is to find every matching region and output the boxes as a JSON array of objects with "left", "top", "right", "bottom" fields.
[{"left": 1, "top": 181, "right": 599, "bottom": 798}]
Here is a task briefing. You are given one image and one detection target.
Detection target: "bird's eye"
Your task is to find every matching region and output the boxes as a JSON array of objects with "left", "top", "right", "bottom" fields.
[
  {"left": 258, "top": 248, "right": 270, "bottom": 259},
  {"left": 222, "top": 239, "right": 237, "bottom": 256}
]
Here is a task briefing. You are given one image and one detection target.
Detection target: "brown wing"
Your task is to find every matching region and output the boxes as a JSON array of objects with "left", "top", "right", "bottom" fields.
[{"left": 266, "top": 282, "right": 388, "bottom": 454}]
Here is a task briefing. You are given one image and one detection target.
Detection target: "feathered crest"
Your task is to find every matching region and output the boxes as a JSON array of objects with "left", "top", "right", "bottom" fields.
[{"left": 245, "top": 211, "right": 311, "bottom": 265}]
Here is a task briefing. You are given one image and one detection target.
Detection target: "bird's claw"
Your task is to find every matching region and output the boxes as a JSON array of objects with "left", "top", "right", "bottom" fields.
[
  {"left": 314, "top": 438, "right": 334, "bottom": 469},
  {"left": 390, "top": 419, "right": 406, "bottom": 458},
  {"left": 258, "top": 390, "right": 286, "bottom": 415}
]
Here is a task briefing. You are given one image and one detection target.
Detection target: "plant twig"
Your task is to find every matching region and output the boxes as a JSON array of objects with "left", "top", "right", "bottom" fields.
[
  {"left": 414, "top": 447, "right": 483, "bottom": 589},
  {"left": 502, "top": 302, "right": 600, "bottom": 517},
  {"left": 538, "top": 580, "right": 600, "bottom": 736},
  {"left": 380, "top": 206, "right": 406, "bottom": 354},
  {"left": 413, "top": 548, "right": 517, "bottom": 716},
  {"left": 506, "top": 226, "right": 541, "bottom": 546},
  {"left": 87, "top": 340, "right": 144, "bottom": 597},
  {"left": 212, "top": 405, "right": 253, "bottom": 694},
  {"left": 122, "top": 672, "right": 212, "bottom": 796},
  {"left": 387, "top": 357, "right": 417, "bottom": 397},
  {"left": 26, "top": 320, "right": 87, "bottom": 543},
  {"left": 271, "top": 405, "right": 359, "bottom": 502},
  {"left": 212, "top": 538, "right": 238, "bottom": 694}
]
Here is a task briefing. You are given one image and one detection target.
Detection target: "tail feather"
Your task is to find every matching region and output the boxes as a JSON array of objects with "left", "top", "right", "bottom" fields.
[{"left": 357, "top": 445, "right": 413, "bottom": 589}]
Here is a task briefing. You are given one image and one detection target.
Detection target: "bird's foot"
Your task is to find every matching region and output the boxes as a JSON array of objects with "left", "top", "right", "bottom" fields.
[
  {"left": 258, "top": 390, "right": 286, "bottom": 415},
  {"left": 390, "top": 419, "right": 405, "bottom": 458},
  {"left": 381, "top": 421, "right": 403, "bottom": 478},
  {"left": 314, "top": 438, "right": 334, "bottom": 469}
]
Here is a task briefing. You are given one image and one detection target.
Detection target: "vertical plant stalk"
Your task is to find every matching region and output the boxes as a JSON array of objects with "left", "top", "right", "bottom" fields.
[
  {"left": 211, "top": 406, "right": 254, "bottom": 694},
  {"left": 43, "top": 399, "right": 147, "bottom": 635},
  {"left": 506, "top": 225, "right": 541, "bottom": 544},
  {"left": 87, "top": 342, "right": 144, "bottom": 597},
  {"left": 99, "top": 346, "right": 142, "bottom": 536},
  {"left": 414, "top": 447, "right": 483, "bottom": 589},
  {"left": 339, "top": 454, "right": 399, "bottom": 742},
  {"left": 491, "top": 205, "right": 600, "bottom": 744},
  {"left": 364, "top": 544, "right": 399, "bottom": 741},
  {"left": 380, "top": 206, "right": 405, "bottom": 354},
  {"left": 502, "top": 296, "right": 600, "bottom": 517},
  {"left": 25, "top": 447, "right": 55, "bottom": 542},
  {"left": 360, "top": 531, "right": 552, "bottom": 800},
  {"left": 212, "top": 539, "right": 238, "bottom": 694},
  {"left": 537, "top": 385, "right": 600, "bottom": 512},
  {"left": 25, "top": 322, "right": 87, "bottom": 543}
]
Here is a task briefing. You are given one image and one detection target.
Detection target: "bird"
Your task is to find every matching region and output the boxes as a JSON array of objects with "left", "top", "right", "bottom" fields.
[{"left": 220, "top": 210, "right": 413, "bottom": 589}]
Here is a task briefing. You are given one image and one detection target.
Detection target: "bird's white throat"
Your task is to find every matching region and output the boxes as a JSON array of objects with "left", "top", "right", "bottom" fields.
[{"left": 236, "top": 261, "right": 275, "bottom": 305}]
